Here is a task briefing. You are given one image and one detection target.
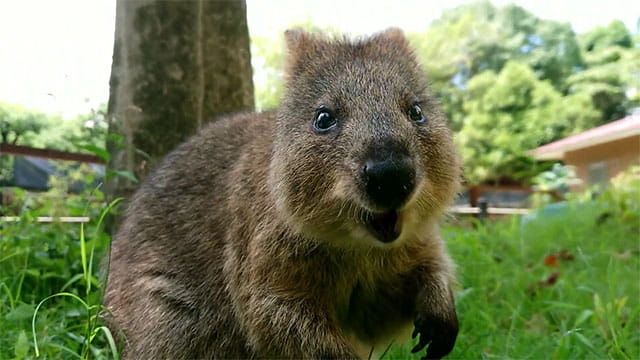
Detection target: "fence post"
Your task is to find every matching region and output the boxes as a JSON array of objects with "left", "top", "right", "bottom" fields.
[{"left": 478, "top": 197, "right": 488, "bottom": 222}]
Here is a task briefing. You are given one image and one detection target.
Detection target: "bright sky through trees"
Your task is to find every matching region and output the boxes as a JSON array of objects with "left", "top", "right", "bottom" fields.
[{"left": 0, "top": 0, "right": 637, "bottom": 119}]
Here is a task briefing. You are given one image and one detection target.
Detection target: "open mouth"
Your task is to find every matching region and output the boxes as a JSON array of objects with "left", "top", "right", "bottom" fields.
[{"left": 364, "top": 211, "right": 400, "bottom": 243}]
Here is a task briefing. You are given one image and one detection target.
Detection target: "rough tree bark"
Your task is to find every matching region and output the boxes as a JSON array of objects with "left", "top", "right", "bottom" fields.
[{"left": 106, "top": 0, "right": 254, "bottom": 203}]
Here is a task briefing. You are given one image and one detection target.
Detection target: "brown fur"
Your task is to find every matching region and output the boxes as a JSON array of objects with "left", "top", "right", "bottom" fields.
[{"left": 105, "top": 28, "right": 461, "bottom": 359}]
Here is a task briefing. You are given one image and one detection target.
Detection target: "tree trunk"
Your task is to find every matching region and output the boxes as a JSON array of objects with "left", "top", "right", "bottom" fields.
[{"left": 106, "top": 0, "right": 254, "bottom": 202}]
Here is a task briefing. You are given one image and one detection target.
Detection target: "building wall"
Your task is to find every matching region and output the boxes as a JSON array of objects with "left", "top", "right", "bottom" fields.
[{"left": 565, "top": 135, "right": 640, "bottom": 190}]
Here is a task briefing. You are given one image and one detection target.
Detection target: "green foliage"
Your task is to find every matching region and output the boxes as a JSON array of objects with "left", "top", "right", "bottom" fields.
[
  {"left": 36, "top": 105, "right": 109, "bottom": 152},
  {"left": 0, "top": 102, "right": 107, "bottom": 151},
  {"left": 251, "top": 35, "right": 286, "bottom": 111},
  {"left": 597, "top": 165, "right": 640, "bottom": 229},
  {"left": 409, "top": 0, "right": 582, "bottom": 93},
  {"left": 568, "top": 21, "right": 640, "bottom": 122},
  {"left": 0, "top": 102, "right": 50, "bottom": 145},
  {"left": 0, "top": 102, "right": 48, "bottom": 185},
  {"left": 0, "top": 103, "right": 108, "bottom": 187},
  {"left": 389, "top": 186, "right": 640, "bottom": 359},
  {"left": 530, "top": 163, "right": 581, "bottom": 206},
  {"left": 0, "top": 169, "right": 120, "bottom": 359},
  {"left": 581, "top": 20, "right": 633, "bottom": 52},
  {"left": 457, "top": 62, "right": 570, "bottom": 183},
  {"left": 533, "top": 163, "right": 580, "bottom": 192},
  {"left": 0, "top": 156, "right": 14, "bottom": 186},
  {"left": 559, "top": 91, "right": 604, "bottom": 136},
  {"left": 31, "top": 198, "right": 122, "bottom": 360}
]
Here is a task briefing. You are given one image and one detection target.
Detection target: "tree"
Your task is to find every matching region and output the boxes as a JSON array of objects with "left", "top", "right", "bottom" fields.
[
  {"left": 410, "top": 1, "right": 582, "bottom": 89},
  {"left": 456, "top": 62, "right": 600, "bottom": 183},
  {"left": 568, "top": 20, "right": 640, "bottom": 123},
  {"left": 0, "top": 102, "right": 108, "bottom": 152},
  {"left": 106, "top": 0, "right": 254, "bottom": 200},
  {"left": 407, "top": 1, "right": 583, "bottom": 131},
  {"left": 493, "top": 3, "right": 582, "bottom": 91},
  {"left": 29, "top": 105, "right": 109, "bottom": 152},
  {"left": 580, "top": 20, "right": 633, "bottom": 51},
  {"left": 0, "top": 102, "right": 49, "bottom": 145}
]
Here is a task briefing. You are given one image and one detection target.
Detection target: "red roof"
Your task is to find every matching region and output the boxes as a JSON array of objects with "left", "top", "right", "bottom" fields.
[{"left": 530, "top": 115, "right": 640, "bottom": 160}]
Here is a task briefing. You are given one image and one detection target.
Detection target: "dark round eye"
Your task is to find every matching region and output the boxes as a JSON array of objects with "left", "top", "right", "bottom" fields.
[
  {"left": 313, "top": 109, "right": 337, "bottom": 133},
  {"left": 408, "top": 104, "right": 426, "bottom": 123}
]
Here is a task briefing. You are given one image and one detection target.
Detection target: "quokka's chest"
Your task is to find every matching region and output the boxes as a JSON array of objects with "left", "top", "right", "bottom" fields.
[
  {"left": 333, "top": 280, "right": 416, "bottom": 358},
  {"left": 326, "top": 267, "right": 418, "bottom": 351}
]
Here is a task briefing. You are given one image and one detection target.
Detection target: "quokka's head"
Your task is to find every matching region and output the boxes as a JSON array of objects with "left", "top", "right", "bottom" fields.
[{"left": 269, "top": 28, "right": 461, "bottom": 247}]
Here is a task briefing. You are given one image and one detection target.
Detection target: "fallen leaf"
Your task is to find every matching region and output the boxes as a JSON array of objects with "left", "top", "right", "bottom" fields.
[
  {"left": 544, "top": 254, "right": 559, "bottom": 267},
  {"left": 537, "top": 271, "right": 561, "bottom": 287},
  {"left": 543, "top": 271, "right": 560, "bottom": 286},
  {"left": 529, "top": 271, "right": 561, "bottom": 295}
]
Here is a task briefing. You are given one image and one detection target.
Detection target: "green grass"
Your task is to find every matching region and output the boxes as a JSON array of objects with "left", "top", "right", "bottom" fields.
[
  {"left": 391, "top": 201, "right": 639, "bottom": 359},
  {"left": 1, "top": 187, "right": 638, "bottom": 359},
  {"left": 0, "top": 187, "right": 120, "bottom": 360}
]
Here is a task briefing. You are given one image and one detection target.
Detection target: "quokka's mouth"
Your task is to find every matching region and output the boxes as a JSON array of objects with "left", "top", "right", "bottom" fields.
[{"left": 364, "top": 211, "right": 400, "bottom": 243}]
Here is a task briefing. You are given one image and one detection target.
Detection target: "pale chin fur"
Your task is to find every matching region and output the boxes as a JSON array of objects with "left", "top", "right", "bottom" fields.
[
  {"left": 338, "top": 208, "right": 432, "bottom": 249},
  {"left": 333, "top": 179, "right": 436, "bottom": 248},
  {"left": 273, "top": 171, "right": 437, "bottom": 248}
]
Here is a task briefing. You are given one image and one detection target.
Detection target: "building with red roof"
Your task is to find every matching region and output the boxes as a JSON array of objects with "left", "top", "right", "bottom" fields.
[{"left": 530, "top": 115, "right": 640, "bottom": 190}]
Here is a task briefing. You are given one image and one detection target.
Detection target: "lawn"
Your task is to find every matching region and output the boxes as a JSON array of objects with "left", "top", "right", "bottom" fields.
[
  {"left": 1, "top": 183, "right": 638, "bottom": 359},
  {"left": 392, "top": 200, "right": 639, "bottom": 359}
]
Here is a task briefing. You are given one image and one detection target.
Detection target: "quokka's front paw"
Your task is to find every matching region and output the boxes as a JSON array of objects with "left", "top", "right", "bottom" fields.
[{"left": 411, "top": 308, "right": 458, "bottom": 360}]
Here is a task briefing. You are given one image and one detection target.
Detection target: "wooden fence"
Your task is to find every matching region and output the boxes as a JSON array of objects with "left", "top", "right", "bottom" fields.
[{"left": 0, "top": 143, "right": 105, "bottom": 164}]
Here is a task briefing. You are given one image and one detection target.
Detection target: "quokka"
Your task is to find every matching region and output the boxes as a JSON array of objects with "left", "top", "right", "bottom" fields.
[{"left": 105, "top": 28, "right": 461, "bottom": 360}]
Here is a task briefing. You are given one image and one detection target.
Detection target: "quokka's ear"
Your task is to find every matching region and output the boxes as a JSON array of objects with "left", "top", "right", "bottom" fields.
[
  {"left": 369, "top": 27, "right": 410, "bottom": 49},
  {"left": 283, "top": 28, "right": 329, "bottom": 77},
  {"left": 373, "top": 27, "right": 407, "bottom": 42},
  {"left": 284, "top": 28, "right": 310, "bottom": 54},
  {"left": 284, "top": 28, "right": 320, "bottom": 77}
]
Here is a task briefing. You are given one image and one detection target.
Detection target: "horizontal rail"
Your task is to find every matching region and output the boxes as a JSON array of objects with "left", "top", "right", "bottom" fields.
[
  {"left": 2, "top": 208, "right": 532, "bottom": 224},
  {"left": 1, "top": 216, "right": 91, "bottom": 223},
  {"left": 450, "top": 206, "right": 531, "bottom": 215},
  {"left": 0, "top": 143, "right": 105, "bottom": 164}
]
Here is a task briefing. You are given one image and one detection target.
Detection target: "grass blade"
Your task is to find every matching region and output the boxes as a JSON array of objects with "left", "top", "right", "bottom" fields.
[
  {"left": 32, "top": 292, "right": 89, "bottom": 357},
  {"left": 94, "top": 326, "right": 120, "bottom": 360}
]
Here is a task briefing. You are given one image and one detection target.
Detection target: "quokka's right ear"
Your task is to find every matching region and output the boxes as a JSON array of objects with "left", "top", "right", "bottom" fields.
[
  {"left": 284, "top": 28, "right": 309, "bottom": 54},
  {"left": 283, "top": 28, "right": 327, "bottom": 77},
  {"left": 368, "top": 27, "right": 412, "bottom": 54}
]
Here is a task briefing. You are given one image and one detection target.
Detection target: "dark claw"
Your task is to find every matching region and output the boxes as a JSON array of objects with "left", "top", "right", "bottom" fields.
[
  {"left": 412, "top": 311, "right": 458, "bottom": 360},
  {"left": 424, "top": 335, "right": 456, "bottom": 360},
  {"left": 411, "top": 337, "right": 429, "bottom": 354}
]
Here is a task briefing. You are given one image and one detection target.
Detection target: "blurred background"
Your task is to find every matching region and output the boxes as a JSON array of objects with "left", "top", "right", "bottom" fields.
[{"left": 0, "top": 1, "right": 638, "bottom": 359}]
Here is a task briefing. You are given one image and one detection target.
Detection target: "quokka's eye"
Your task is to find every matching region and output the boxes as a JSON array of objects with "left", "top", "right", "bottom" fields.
[
  {"left": 408, "top": 103, "right": 426, "bottom": 124},
  {"left": 313, "top": 108, "right": 337, "bottom": 133}
]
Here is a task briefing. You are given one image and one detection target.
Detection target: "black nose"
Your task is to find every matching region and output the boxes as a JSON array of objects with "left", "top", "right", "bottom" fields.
[{"left": 363, "top": 155, "right": 416, "bottom": 210}]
